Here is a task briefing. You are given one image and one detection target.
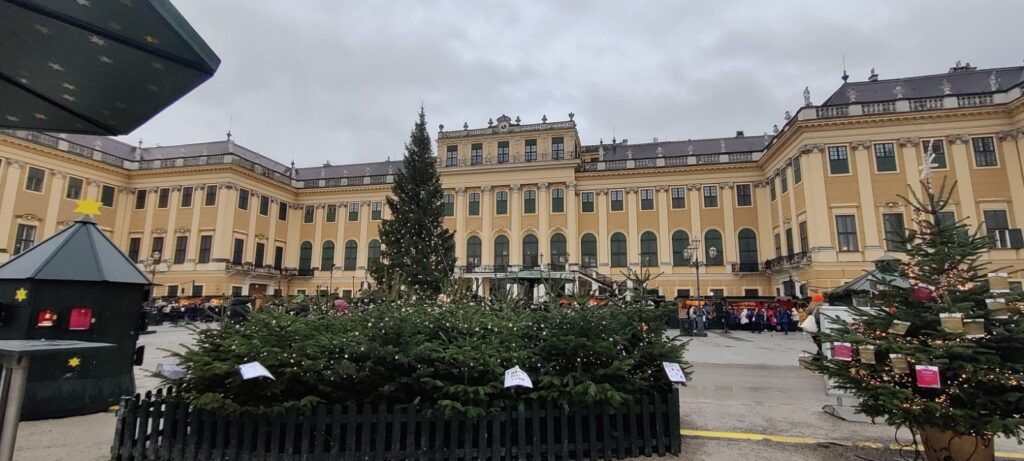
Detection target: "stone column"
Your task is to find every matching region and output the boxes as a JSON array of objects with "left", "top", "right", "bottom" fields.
[
  {"left": 754, "top": 180, "right": 774, "bottom": 261},
  {"left": 141, "top": 188, "right": 158, "bottom": 257},
  {"left": 721, "top": 182, "right": 737, "bottom": 266},
  {"left": 265, "top": 198, "right": 278, "bottom": 267},
  {"left": 186, "top": 184, "right": 203, "bottom": 263},
  {"left": 772, "top": 172, "right": 786, "bottom": 254},
  {"left": 597, "top": 189, "right": 609, "bottom": 268},
  {"left": 0, "top": 160, "right": 23, "bottom": 260},
  {"left": 284, "top": 204, "right": 302, "bottom": 267},
  {"left": 538, "top": 182, "right": 550, "bottom": 263},
  {"left": 852, "top": 140, "right": 882, "bottom": 258},
  {"left": 335, "top": 202, "right": 347, "bottom": 264},
  {"left": 244, "top": 194, "right": 258, "bottom": 261},
  {"left": 164, "top": 187, "right": 181, "bottom": 262},
  {"left": 899, "top": 137, "right": 923, "bottom": 200},
  {"left": 114, "top": 188, "right": 134, "bottom": 249},
  {"left": 800, "top": 144, "right": 835, "bottom": 261},
  {"left": 358, "top": 202, "right": 370, "bottom": 269},
  {"left": 687, "top": 184, "right": 702, "bottom": 245},
  {"left": 656, "top": 185, "right": 671, "bottom": 269},
  {"left": 313, "top": 204, "right": 325, "bottom": 269},
  {"left": 212, "top": 184, "right": 238, "bottom": 262},
  {"left": 566, "top": 182, "right": 579, "bottom": 264},
  {"left": 85, "top": 178, "right": 100, "bottom": 201},
  {"left": 43, "top": 169, "right": 67, "bottom": 237},
  {"left": 455, "top": 187, "right": 466, "bottom": 264},
  {"left": 481, "top": 186, "right": 493, "bottom": 264},
  {"left": 510, "top": 184, "right": 522, "bottom": 265},
  {"left": 947, "top": 134, "right": 977, "bottom": 227},
  {"left": 626, "top": 187, "right": 639, "bottom": 267}
]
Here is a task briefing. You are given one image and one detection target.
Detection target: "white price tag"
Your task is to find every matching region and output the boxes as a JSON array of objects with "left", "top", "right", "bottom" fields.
[
  {"left": 504, "top": 366, "right": 533, "bottom": 388},
  {"left": 239, "top": 361, "right": 275, "bottom": 380},
  {"left": 662, "top": 362, "right": 687, "bottom": 383}
]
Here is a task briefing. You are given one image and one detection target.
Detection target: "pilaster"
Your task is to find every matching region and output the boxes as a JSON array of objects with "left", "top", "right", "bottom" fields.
[
  {"left": 43, "top": 169, "right": 66, "bottom": 237},
  {"left": 947, "top": 134, "right": 977, "bottom": 227}
]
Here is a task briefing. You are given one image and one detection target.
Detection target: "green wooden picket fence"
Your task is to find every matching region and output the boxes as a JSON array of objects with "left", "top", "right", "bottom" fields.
[{"left": 110, "top": 387, "right": 681, "bottom": 460}]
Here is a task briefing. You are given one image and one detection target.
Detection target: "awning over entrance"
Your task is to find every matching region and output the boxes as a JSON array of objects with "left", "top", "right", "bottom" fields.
[{"left": 0, "top": 0, "right": 220, "bottom": 135}]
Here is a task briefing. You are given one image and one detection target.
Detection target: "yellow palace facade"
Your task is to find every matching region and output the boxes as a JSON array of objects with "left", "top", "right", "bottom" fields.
[{"left": 1, "top": 62, "right": 1023, "bottom": 301}]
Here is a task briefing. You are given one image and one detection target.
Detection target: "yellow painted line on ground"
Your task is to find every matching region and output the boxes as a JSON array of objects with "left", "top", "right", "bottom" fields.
[{"left": 681, "top": 429, "right": 1024, "bottom": 459}]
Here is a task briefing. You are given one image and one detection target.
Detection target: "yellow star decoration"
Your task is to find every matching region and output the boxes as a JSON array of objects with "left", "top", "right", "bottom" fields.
[
  {"left": 14, "top": 288, "right": 27, "bottom": 302},
  {"left": 67, "top": 357, "right": 81, "bottom": 368},
  {"left": 73, "top": 198, "right": 102, "bottom": 217}
]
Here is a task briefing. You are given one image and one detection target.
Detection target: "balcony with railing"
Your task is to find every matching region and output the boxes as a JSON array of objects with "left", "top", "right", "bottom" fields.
[
  {"left": 730, "top": 262, "right": 763, "bottom": 273},
  {"left": 440, "top": 150, "right": 579, "bottom": 169},
  {"left": 226, "top": 263, "right": 298, "bottom": 276},
  {"left": 763, "top": 252, "right": 811, "bottom": 271},
  {"left": 957, "top": 94, "right": 994, "bottom": 107},
  {"left": 575, "top": 151, "right": 762, "bottom": 174}
]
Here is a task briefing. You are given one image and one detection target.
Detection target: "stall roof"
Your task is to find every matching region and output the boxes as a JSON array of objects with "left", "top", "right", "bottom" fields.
[{"left": 0, "top": 217, "right": 150, "bottom": 284}]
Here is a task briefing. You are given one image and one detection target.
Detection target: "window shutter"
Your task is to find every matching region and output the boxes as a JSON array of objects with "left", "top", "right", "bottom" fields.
[{"left": 1009, "top": 229, "right": 1024, "bottom": 249}]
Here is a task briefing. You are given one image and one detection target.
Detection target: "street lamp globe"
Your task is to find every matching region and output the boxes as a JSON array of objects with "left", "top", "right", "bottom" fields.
[{"left": 708, "top": 247, "right": 718, "bottom": 259}]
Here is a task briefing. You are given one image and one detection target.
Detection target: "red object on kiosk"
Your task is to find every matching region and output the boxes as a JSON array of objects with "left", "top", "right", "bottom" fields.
[
  {"left": 68, "top": 307, "right": 93, "bottom": 331},
  {"left": 36, "top": 309, "right": 57, "bottom": 327}
]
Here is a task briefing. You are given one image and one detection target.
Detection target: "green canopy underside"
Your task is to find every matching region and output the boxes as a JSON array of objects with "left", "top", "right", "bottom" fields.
[{"left": 0, "top": 0, "right": 220, "bottom": 135}]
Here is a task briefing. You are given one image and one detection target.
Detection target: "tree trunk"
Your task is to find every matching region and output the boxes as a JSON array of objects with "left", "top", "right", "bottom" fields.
[{"left": 919, "top": 427, "right": 994, "bottom": 461}]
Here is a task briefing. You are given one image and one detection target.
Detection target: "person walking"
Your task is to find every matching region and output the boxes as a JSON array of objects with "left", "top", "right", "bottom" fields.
[
  {"left": 752, "top": 308, "right": 766, "bottom": 333},
  {"left": 776, "top": 307, "right": 791, "bottom": 335}
]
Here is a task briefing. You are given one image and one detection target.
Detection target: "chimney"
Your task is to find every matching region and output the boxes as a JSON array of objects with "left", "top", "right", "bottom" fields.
[
  {"left": 653, "top": 137, "right": 658, "bottom": 143},
  {"left": 948, "top": 60, "right": 977, "bottom": 73},
  {"left": 621, "top": 138, "right": 628, "bottom": 145},
  {"left": 735, "top": 130, "right": 744, "bottom": 137},
  {"left": 868, "top": 68, "right": 878, "bottom": 82}
]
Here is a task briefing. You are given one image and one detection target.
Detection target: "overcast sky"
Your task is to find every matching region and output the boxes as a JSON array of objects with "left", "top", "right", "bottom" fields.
[{"left": 118, "top": 0, "right": 1023, "bottom": 166}]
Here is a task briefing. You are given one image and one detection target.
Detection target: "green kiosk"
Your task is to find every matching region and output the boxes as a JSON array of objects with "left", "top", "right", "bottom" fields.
[{"left": 0, "top": 205, "right": 150, "bottom": 420}]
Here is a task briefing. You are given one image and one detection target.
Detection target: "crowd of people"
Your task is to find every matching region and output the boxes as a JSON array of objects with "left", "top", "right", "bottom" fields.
[{"left": 680, "top": 300, "right": 809, "bottom": 335}]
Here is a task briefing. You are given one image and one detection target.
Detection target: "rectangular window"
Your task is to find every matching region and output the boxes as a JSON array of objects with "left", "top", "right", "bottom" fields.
[
  {"left": 671, "top": 187, "right": 685, "bottom": 209},
  {"left": 799, "top": 221, "right": 808, "bottom": 253},
  {"left": 497, "top": 141, "right": 509, "bottom": 164},
  {"left": 710, "top": 288, "right": 725, "bottom": 299},
  {"left": 198, "top": 235, "right": 212, "bottom": 263},
  {"left": 231, "top": 238, "right": 244, "bottom": 264},
  {"left": 181, "top": 186, "right": 193, "bottom": 208},
  {"left": 348, "top": 204, "right": 360, "bottom": 221},
  {"left": 24, "top": 167, "right": 45, "bottom": 192},
  {"left": 828, "top": 146, "right": 850, "bottom": 174},
  {"left": 128, "top": 237, "right": 141, "bottom": 262},
  {"left": 65, "top": 176, "right": 83, "bottom": 200},
  {"left": 883, "top": 212, "right": 906, "bottom": 251},
  {"left": 191, "top": 285, "right": 204, "bottom": 297},
  {"left": 984, "top": 210, "right": 1013, "bottom": 248},
  {"left": 254, "top": 242, "right": 265, "bottom": 267},
  {"left": 744, "top": 288, "right": 760, "bottom": 297},
  {"left": 326, "top": 204, "right": 337, "bottom": 222},
  {"left": 204, "top": 185, "right": 217, "bottom": 206},
  {"left": 157, "top": 188, "right": 170, "bottom": 208},
  {"left": 237, "top": 189, "right": 250, "bottom": 210},
  {"left": 792, "top": 157, "right": 802, "bottom": 184},
  {"left": 166, "top": 285, "right": 179, "bottom": 298},
  {"left": 703, "top": 186, "right": 718, "bottom": 208},
  {"left": 640, "top": 188, "right": 654, "bottom": 210},
  {"left": 13, "top": 224, "right": 36, "bottom": 255},
  {"left": 134, "top": 189, "right": 147, "bottom": 209},
  {"left": 468, "top": 193, "right": 480, "bottom": 215},
  {"left": 445, "top": 145, "right": 458, "bottom": 166},
  {"left": 551, "top": 188, "right": 564, "bottom": 213},
  {"left": 525, "top": 139, "right": 537, "bottom": 162},
  {"left": 770, "top": 178, "right": 777, "bottom": 201},
  {"left": 278, "top": 202, "right": 288, "bottom": 221},
  {"left": 151, "top": 236, "right": 164, "bottom": 257},
  {"left": 471, "top": 143, "right": 483, "bottom": 165},
  {"left": 936, "top": 211, "right": 956, "bottom": 229},
  {"left": 232, "top": 286, "right": 243, "bottom": 296},
  {"left": 304, "top": 205, "right": 315, "bottom": 223},
  {"left": 874, "top": 143, "right": 898, "bottom": 172},
  {"left": 551, "top": 137, "right": 565, "bottom": 160},
  {"left": 371, "top": 202, "right": 382, "bottom": 220},
  {"left": 443, "top": 194, "right": 455, "bottom": 216},
  {"left": 581, "top": 192, "right": 595, "bottom": 213},
  {"left": 785, "top": 228, "right": 795, "bottom": 255},
  {"left": 972, "top": 137, "right": 998, "bottom": 167},
  {"left": 835, "top": 215, "right": 859, "bottom": 252},
  {"left": 174, "top": 236, "right": 188, "bottom": 264},
  {"left": 735, "top": 184, "right": 752, "bottom": 207},
  {"left": 774, "top": 233, "right": 782, "bottom": 257},
  {"left": 274, "top": 246, "right": 284, "bottom": 270},
  {"left": 523, "top": 190, "right": 536, "bottom": 214},
  {"left": 101, "top": 184, "right": 116, "bottom": 207},
  {"left": 779, "top": 168, "right": 788, "bottom": 193},
  {"left": 922, "top": 139, "right": 947, "bottom": 169},
  {"left": 259, "top": 195, "right": 270, "bottom": 216},
  {"left": 610, "top": 190, "right": 624, "bottom": 211},
  {"left": 496, "top": 191, "right": 508, "bottom": 215},
  {"left": 675, "top": 289, "right": 691, "bottom": 299}
]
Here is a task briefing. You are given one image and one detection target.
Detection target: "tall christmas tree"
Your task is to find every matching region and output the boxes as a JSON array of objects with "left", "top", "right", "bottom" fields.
[
  {"left": 371, "top": 107, "right": 455, "bottom": 294},
  {"left": 810, "top": 172, "right": 1024, "bottom": 459}
]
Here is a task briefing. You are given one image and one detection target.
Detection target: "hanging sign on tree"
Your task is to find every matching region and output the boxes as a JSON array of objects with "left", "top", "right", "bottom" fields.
[
  {"left": 890, "top": 354, "right": 910, "bottom": 373},
  {"left": 831, "top": 342, "right": 853, "bottom": 361},
  {"left": 239, "top": 361, "right": 275, "bottom": 380},
  {"left": 987, "top": 273, "right": 1010, "bottom": 293},
  {"left": 504, "top": 366, "right": 533, "bottom": 388},
  {"left": 986, "top": 298, "right": 1009, "bottom": 314},
  {"left": 939, "top": 313, "right": 964, "bottom": 333},
  {"left": 915, "top": 365, "right": 941, "bottom": 388},
  {"left": 912, "top": 284, "right": 936, "bottom": 302},
  {"left": 963, "top": 319, "right": 985, "bottom": 338},
  {"left": 662, "top": 362, "right": 687, "bottom": 383},
  {"left": 859, "top": 345, "right": 876, "bottom": 364},
  {"left": 888, "top": 320, "right": 911, "bottom": 336}
]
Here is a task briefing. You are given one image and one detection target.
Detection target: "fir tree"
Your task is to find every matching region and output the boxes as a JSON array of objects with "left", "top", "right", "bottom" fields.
[
  {"left": 371, "top": 107, "right": 455, "bottom": 294},
  {"left": 810, "top": 178, "right": 1024, "bottom": 443}
]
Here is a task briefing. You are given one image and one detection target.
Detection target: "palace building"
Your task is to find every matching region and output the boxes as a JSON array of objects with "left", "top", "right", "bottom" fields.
[{"left": 1, "top": 62, "right": 1023, "bottom": 301}]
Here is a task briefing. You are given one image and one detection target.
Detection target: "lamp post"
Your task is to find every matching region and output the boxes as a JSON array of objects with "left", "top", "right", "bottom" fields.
[
  {"left": 143, "top": 251, "right": 163, "bottom": 303},
  {"left": 682, "top": 241, "right": 717, "bottom": 337}
]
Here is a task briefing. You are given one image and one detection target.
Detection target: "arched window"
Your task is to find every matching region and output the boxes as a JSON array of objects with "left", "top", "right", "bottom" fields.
[
  {"left": 581, "top": 233, "right": 598, "bottom": 268},
  {"left": 321, "top": 241, "right": 335, "bottom": 270},
  {"left": 466, "top": 236, "right": 482, "bottom": 268},
  {"left": 704, "top": 229, "right": 723, "bottom": 266},
  {"left": 494, "top": 235, "right": 509, "bottom": 270},
  {"left": 672, "top": 230, "right": 690, "bottom": 266},
  {"left": 524, "top": 190, "right": 537, "bottom": 214},
  {"left": 610, "top": 232, "right": 627, "bottom": 267},
  {"left": 343, "top": 240, "right": 358, "bottom": 270},
  {"left": 523, "top": 234, "right": 539, "bottom": 268},
  {"left": 737, "top": 229, "right": 758, "bottom": 272},
  {"left": 550, "top": 233, "right": 567, "bottom": 270},
  {"left": 640, "top": 231, "right": 658, "bottom": 267},
  {"left": 298, "top": 241, "right": 313, "bottom": 275},
  {"left": 368, "top": 239, "right": 381, "bottom": 266}
]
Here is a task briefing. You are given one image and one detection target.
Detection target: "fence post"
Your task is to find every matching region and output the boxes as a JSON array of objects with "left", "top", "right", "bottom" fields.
[
  {"left": 133, "top": 396, "right": 151, "bottom": 460},
  {"left": 147, "top": 390, "right": 164, "bottom": 460},
  {"left": 330, "top": 404, "right": 343, "bottom": 457},
  {"left": 654, "top": 394, "right": 666, "bottom": 456},
  {"left": 601, "top": 404, "right": 611, "bottom": 460},
  {"left": 405, "top": 404, "right": 418, "bottom": 460},
  {"left": 315, "top": 405, "right": 327, "bottom": 458},
  {"left": 586, "top": 405, "right": 597, "bottom": 461},
  {"left": 670, "top": 388, "right": 681, "bottom": 455}
]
